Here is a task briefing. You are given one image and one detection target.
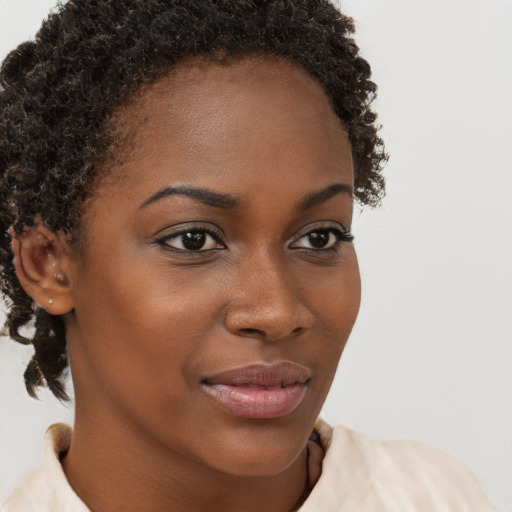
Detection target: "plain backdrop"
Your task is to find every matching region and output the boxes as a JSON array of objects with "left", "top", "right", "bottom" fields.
[{"left": 1, "top": 0, "right": 511, "bottom": 510}]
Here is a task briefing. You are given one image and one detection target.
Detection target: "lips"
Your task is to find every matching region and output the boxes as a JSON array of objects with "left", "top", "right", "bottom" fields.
[{"left": 202, "top": 362, "right": 310, "bottom": 419}]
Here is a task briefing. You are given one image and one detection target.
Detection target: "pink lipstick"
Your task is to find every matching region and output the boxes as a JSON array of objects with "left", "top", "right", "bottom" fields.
[{"left": 202, "top": 362, "right": 310, "bottom": 419}]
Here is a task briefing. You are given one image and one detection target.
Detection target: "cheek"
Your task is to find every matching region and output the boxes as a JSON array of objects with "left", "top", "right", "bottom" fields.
[
  {"left": 68, "top": 249, "right": 225, "bottom": 412},
  {"left": 307, "top": 248, "right": 361, "bottom": 335},
  {"left": 306, "top": 250, "right": 361, "bottom": 378}
]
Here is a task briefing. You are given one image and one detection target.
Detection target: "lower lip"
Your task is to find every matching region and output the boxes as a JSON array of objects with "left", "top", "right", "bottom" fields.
[{"left": 203, "top": 383, "right": 307, "bottom": 419}]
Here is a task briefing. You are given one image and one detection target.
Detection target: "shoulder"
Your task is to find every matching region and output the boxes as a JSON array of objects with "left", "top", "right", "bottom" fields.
[
  {"left": 300, "top": 421, "right": 494, "bottom": 512},
  {"left": 1, "top": 423, "right": 89, "bottom": 512},
  {"left": 1, "top": 464, "right": 46, "bottom": 512}
]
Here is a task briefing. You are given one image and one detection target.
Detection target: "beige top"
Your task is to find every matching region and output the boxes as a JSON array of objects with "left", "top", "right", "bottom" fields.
[{"left": 2, "top": 421, "right": 494, "bottom": 512}]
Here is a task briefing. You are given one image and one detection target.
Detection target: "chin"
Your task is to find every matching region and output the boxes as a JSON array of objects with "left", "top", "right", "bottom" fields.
[
  {"left": 204, "top": 421, "right": 310, "bottom": 477},
  {"left": 220, "top": 448, "right": 305, "bottom": 477}
]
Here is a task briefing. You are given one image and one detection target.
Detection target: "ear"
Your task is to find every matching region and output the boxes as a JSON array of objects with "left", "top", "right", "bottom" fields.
[{"left": 11, "top": 225, "right": 75, "bottom": 315}]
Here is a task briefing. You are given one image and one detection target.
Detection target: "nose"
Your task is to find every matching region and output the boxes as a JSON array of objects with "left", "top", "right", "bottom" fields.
[{"left": 224, "top": 251, "right": 314, "bottom": 341}]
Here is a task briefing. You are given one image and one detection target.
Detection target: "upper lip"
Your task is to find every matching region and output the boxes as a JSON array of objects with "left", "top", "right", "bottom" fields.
[{"left": 202, "top": 362, "right": 311, "bottom": 387}]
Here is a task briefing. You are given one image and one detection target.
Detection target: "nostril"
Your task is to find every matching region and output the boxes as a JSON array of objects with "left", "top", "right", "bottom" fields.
[
  {"left": 237, "top": 328, "right": 266, "bottom": 338},
  {"left": 236, "top": 326, "right": 305, "bottom": 339}
]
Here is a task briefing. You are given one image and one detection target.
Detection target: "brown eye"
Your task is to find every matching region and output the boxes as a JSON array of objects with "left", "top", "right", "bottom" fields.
[
  {"left": 307, "top": 231, "right": 332, "bottom": 249},
  {"left": 290, "top": 226, "right": 353, "bottom": 251},
  {"left": 181, "top": 231, "right": 207, "bottom": 250},
  {"left": 292, "top": 229, "right": 339, "bottom": 250},
  {"left": 159, "top": 229, "right": 225, "bottom": 252}
]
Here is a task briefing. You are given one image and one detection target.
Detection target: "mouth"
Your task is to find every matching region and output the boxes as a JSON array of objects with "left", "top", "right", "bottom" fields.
[{"left": 202, "top": 362, "right": 310, "bottom": 419}]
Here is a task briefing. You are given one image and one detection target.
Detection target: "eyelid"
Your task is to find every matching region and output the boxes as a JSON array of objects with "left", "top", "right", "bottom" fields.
[
  {"left": 153, "top": 223, "right": 226, "bottom": 251},
  {"left": 288, "top": 222, "right": 353, "bottom": 246}
]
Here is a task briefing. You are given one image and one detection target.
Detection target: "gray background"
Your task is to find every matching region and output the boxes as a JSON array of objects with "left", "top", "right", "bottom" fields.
[{"left": 1, "top": 0, "right": 511, "bottom": 510}]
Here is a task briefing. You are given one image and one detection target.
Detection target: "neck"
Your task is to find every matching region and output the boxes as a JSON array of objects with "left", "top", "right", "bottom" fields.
[{"left": 62, "top": 402, "right": 310, "bottom": 512}]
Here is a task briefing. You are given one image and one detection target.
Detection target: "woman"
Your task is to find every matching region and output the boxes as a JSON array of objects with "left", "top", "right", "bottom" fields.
[{"left": 0, "top": 1, "right": 494, "bottom": 511}]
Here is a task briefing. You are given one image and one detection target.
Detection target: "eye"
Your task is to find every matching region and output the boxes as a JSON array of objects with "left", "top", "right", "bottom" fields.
[
  {"left": 290, "top": 227, "right": 353, "bottom": 251},
  {"left": 156, "top": 228, "right": 225, "bottom": 252}
]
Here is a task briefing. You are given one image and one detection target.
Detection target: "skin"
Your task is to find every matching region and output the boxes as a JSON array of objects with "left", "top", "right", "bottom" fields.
[{"left": 14, "top": 56, "right": 360, "bottom": 512}]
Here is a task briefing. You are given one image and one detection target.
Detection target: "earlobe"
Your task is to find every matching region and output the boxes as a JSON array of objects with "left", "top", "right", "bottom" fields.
[{"left": 11, "top": 225, "right": 75, "bottom": 315}]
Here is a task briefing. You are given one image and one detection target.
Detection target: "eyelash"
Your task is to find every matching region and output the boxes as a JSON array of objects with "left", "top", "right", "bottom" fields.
[
  {"left": 290, "top": 227, "right": 354, "bottom": 252},
  {"left": 154, "top": 224, "right": 353, "bottom": 254},
  {"left": 155, "top": 226, "right": 225, "bottom": 253}
]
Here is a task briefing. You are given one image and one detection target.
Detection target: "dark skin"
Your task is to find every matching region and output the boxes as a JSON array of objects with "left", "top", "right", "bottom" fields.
[{"left": 12, "top": 56, "right": 360, "bottom": 512}]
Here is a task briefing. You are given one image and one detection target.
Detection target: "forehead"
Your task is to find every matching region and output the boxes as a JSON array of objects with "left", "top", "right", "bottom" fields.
[
  {"left": 128, "top": 54, "right": 340, "bottom": 121},
  {"left": 97, "top": 55, "right": 352, "bottom": 207}
]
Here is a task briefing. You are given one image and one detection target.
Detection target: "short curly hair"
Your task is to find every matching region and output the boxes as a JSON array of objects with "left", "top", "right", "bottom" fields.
[{"left": 0, "top": 0, "right": 387, "bottom": 401}]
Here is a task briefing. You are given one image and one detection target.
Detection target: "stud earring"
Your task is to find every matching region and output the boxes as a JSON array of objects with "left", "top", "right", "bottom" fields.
[{"left": 48, "top": 298, "right": 54, "bottom": 305}]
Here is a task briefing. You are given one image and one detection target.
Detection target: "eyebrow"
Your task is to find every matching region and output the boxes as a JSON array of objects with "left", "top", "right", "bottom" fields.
[
  {"left": 138, "top": 185, "right": 239, "bottom": 210},
  {"left": 299, "top": 183, "right": 353, "bottom": 211},
  {"left": 138, "top": 182, "right": 353, "bottom": 212}
]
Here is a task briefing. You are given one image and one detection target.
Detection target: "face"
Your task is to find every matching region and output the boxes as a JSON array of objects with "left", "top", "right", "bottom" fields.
[{"left": 65, "top": 56, "right": 360, "bottom": 476}]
